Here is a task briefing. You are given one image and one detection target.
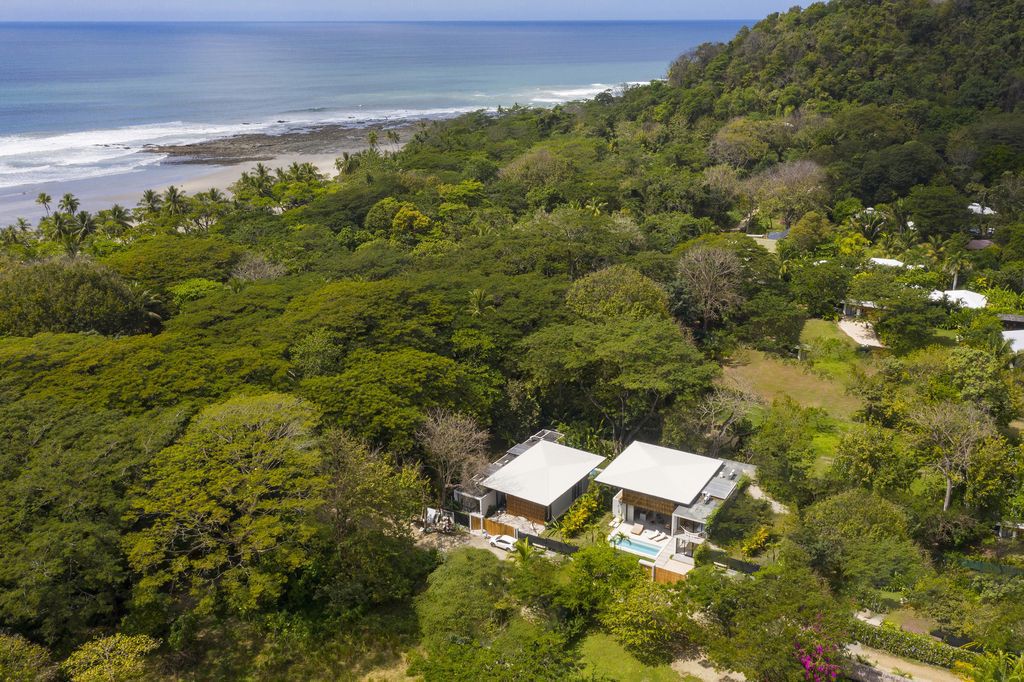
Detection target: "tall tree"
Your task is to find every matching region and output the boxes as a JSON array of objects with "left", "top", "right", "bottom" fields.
[
  {"left": 58, "top": 193, "right": 80, "bottom": 216},
  {"left": 910, "top": 402, "right": 996, "bottom": 511},
  {"left": 124, "top": 393, "right": 325, "bottom": 618},
  {"left": 35, "top": 192, "right": 52, "bottom": 217},
  {"left": 676, "top": 245, "right": 743, "bottom": 333},
  {"left": 522, "top": 315, "right": 716, "bottom": 445},
  {"left": 417, "top": 409, "right": 489, "bottom": 508}
]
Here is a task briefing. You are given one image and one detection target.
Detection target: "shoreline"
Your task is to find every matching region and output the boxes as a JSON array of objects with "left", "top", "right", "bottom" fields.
[
  {"left": 142, "top": 120, "right": 424, "bottom": 166},
  {"left": 0, "top": 120, "right": 426, "bottom": 224}
]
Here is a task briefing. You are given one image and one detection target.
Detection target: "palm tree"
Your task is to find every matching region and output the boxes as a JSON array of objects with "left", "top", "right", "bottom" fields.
[
  {"left": 956, "top": 651, "right": 1024, "bottom": 682},
  {"left": 163, "top": 186, "right": 187, "bottom": 215},
  {"left": 584, "top": 198, "right": 608, "bottom": 216},
  {"left": 466, "top": 288, "right": 496, "bottom": 317},
  {"left": 850, "top": 211, "right": 885, "bottom": 243},
  {"left": 128, "top": 284, "right": 164, "bottom": 333},
  {"left": 35, "top": 192, "right": 52, "bottom": 217},
  {"left": 367, "top": 130, "right": 380, "bottom": 150},
  {"left": 138, "top": 189, "right": 162, "bottom": 217},
  {"left": 335, "top": 152, "right": 359, "bottom": 176},
  {"left": 0, "top": 226, "right": 21, "bottom": 246},
  {"left": 58, "top": 193, "right": 79, "bottom": 216},
  {"left": 509, "top": 538, "right": 540, "bottom": 566},
  {"left": 102, "top": 204, "right": 133, "bottom": 238},
  {"left": 386, "top": 129, "right": 400, "bottom": 152},
  {"left": 250, "top": 163, "right": 273, "bottom": 197},
  {"left": 49, "top": 212, "right": 82, "bottom": 257},
  {"left": 943, "top": 250, "right": 971, "bottom": 289}
]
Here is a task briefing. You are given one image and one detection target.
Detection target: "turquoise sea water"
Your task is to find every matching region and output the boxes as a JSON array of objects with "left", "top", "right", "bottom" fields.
[{"left": 0, "top": 21, "right": 746, "bottom": 218}]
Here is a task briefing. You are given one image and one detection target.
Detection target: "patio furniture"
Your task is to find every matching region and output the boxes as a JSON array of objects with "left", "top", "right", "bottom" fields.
[{"left": 629, "top": 522, "right": 643, "bottom": 535}]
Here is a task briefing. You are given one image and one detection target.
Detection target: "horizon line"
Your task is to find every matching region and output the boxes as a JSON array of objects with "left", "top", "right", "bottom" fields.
[{"left": 0, "top": 18, "right": 756, "bottom": 24}]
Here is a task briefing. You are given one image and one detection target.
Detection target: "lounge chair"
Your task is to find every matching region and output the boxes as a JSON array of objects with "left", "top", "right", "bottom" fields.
[{"left": 629, "top": 523, "right": 643, "bottom": 535}]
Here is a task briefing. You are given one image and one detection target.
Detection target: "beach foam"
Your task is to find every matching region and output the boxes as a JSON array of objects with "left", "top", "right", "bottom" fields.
[{"left": 0, "top": 108, "right": 487, "bottom": 189}]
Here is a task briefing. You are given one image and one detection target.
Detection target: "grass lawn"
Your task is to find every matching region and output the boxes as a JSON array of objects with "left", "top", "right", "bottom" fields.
[
  {"left": 884, "top": 608, "right": 940, "bottom": 637},
  {"left": 579, "top": 633, "right": 693, "bottom": 682},
  {"left": 800, "top": 318, "right": 857, "bottom": 347},
  {"left": 723, "top": 348, "right": 862, "bottom": 420}
]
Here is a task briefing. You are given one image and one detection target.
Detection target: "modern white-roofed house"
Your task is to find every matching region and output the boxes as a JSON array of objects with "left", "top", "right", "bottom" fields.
[
  {"left": 480, "top": 440, "right": 604, "bottom": 524},
  {"left": 596, "top": 442, "right": 751, "bottom": 562},
  {"left": 454, "top": 430, "right": 603, "bottom": 527}
]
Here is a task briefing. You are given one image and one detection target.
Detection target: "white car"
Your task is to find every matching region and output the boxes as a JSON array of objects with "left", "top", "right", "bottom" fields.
[{"left": 488, "top": 534, "right": 517, "bottom": 551}]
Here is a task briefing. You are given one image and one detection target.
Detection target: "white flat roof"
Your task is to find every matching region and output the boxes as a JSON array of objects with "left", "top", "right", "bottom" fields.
[
  {"left": 869, "top": 257, "right": 906, "bottom": 268},
  {"left": 1003, "top": 330, "right": 1024, "bottom": 354},
  {"left": 929, "top": 289, "right": 987, "bottom": 309},
  {"left": 595, "top": 441, "right": 723, "bottom": 506},
  {"left": 481, "top": 440, "right": 603, "bottom": 507}
]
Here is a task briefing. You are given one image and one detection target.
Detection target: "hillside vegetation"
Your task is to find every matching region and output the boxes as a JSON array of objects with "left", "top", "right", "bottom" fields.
[{"left": 2, "top": 1, "right": 1024, "bottom": 679}]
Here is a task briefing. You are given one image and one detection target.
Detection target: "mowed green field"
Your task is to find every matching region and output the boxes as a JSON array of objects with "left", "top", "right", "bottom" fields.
[{"left": 578, "top": 633, "right": 694, "bottom": 682}]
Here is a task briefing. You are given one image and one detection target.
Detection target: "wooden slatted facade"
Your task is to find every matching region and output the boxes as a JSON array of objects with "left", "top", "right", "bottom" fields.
[
  {"left": 653, "top": 566, "right": 687, "bottom": 584},
  {"left": 507, "top": 495, "right": 548, "bottom": 524},
  {"left": 622, "top": 489, "right": 676, "bottom": 516}
]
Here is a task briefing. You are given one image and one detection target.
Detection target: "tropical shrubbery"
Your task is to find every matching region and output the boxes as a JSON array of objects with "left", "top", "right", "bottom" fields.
[
  {"left": 559, "top": 486, "right": 604, "bottom": 537},
  {"left": 849, "top": 621, "right": 977, "bottom": 669}
]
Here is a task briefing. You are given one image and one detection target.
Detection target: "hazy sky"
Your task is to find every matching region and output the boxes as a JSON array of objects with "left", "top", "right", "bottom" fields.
[{"left": 0, "top": 1, "right": 796, "bottom": 22}]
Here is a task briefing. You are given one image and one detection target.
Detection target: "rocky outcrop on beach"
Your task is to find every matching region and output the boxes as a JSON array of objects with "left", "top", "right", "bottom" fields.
[{"left": 143, "top": 121, "right": 421, "bottom": 165}]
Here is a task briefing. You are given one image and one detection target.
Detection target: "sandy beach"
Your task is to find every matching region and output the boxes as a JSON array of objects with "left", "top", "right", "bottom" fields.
[{"left": 0, "top": 120, "right": 424, "bottom": 224}]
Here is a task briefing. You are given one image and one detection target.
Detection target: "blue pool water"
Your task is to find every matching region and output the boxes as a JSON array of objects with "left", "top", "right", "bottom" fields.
[{"left": 612, "top": 536, "right": 663, "bottom": 559}]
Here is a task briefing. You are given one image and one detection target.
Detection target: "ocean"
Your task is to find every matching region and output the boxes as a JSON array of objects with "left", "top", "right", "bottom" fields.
[{"left": 0, "top": 21, "right": 746, "bottom": 219}]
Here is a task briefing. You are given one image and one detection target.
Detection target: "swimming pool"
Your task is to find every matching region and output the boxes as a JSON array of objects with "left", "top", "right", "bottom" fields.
[{"left": 611, "top": 535, "right": 663, "bottom": 559}]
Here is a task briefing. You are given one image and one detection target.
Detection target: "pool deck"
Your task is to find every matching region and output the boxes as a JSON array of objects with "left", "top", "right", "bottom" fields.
[{"left": 607, "top": 521, "right": 696, "bottom": 575}]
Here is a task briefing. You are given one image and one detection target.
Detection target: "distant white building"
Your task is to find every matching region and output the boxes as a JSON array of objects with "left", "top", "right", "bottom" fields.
[
  {"left": 968, "top": 202, "right": 997, "bottom": 216},
  {"left": 868, "top": 257, "right": 923, "bottom": 270},
  {"left": 928, "top": 289, "right": 988, "bottom": 310},
  {"left": 1002, "top": 330, "right": 1024, "bottom": 354},
  {"left": 869, "top": 257, "right": 908, "bottom": 268}
]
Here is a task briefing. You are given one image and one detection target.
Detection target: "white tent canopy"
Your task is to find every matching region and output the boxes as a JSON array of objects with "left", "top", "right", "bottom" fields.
[
  {"left": 595, "top": 441, "right": 723, "bottom": 507},
  {"left": 481, "top": 440, "right": 603, "bottom": 507}
]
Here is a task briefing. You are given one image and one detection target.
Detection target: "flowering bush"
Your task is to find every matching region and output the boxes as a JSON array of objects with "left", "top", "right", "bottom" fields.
[{"left": 794, "top": 620, "right": 843, "bottom": 681}]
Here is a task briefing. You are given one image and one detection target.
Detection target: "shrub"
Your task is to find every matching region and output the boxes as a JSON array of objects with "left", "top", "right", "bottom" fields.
[
  {"left": 0, "top": 259, "right": 153, "bottom": 336},
  {"left": 849, "top": 620, "right": 978, "bottom": 669},
  {"left": 168, "top": 277, "right": 222, "bottom": 306},
  {"left": 560, "top": 486, "right": 603, "bottom": 537},
  {"left": 741, "top": 526, "right": 772, "bottom": 557}
]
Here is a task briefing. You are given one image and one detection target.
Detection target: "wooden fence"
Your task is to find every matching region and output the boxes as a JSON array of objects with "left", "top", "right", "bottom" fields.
[
  {"left": 483, "top": 517, "right": 519, "bottom": 537},
  {"left": 517, "top": 532, "right": 578, "bottom": 556}
]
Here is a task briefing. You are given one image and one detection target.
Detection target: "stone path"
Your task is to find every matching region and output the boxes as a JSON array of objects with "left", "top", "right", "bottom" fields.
[
  {"left": 847, "top": 644, "right": 960, "bottom": 682},
  {"left": 747, "top": 484, "right": 790, "bottom": 514},
  {"left": 673, "top": 656, "right": 746, "bottom": 682}
]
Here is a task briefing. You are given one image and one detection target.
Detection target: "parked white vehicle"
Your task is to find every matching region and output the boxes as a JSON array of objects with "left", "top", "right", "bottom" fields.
[{"left": 488, "top": 534, "right": 517, "bottom": 551}]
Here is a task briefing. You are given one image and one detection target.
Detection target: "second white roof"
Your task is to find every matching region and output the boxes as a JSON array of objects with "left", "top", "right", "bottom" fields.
[{"left": 595, "top": 441, "right": 723, "bottom": 506}]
